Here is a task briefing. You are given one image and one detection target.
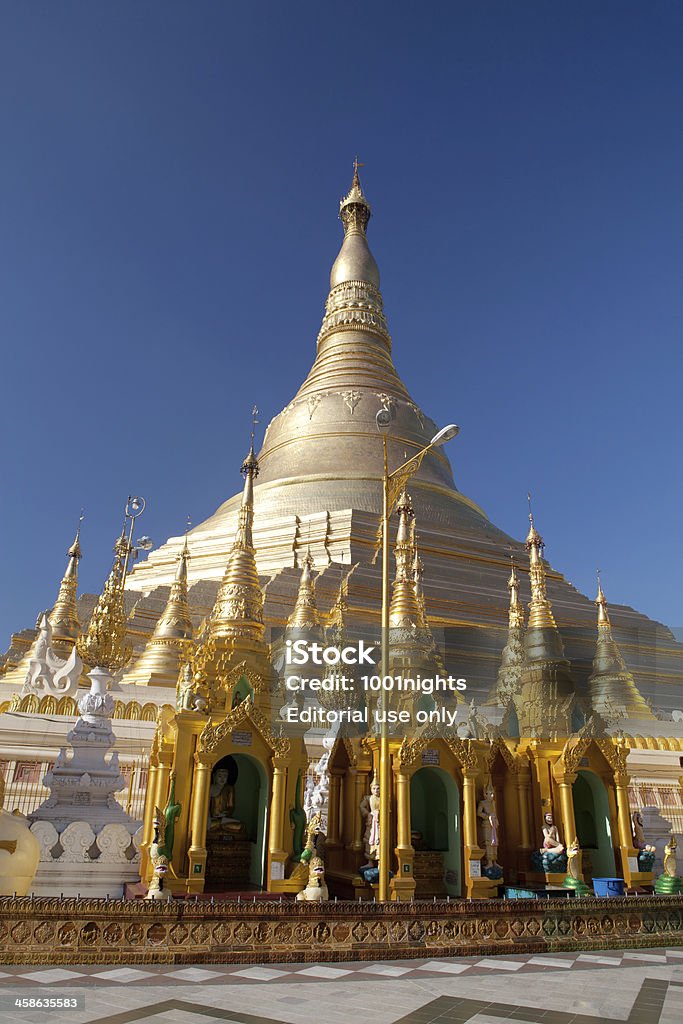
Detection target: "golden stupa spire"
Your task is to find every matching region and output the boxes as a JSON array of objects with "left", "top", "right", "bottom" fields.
[
  {"left": 209, "top": 440, "right": 264, "bottom": 642},
  {"left": 77, "top": 525, "right": 131, "bottom": 672},
  {"left": 525, "top": 494, "right": 557, "bottom": 630},
  {"left": 507, "top": 557, "right": 524, "bottom": 630},
  {"left": 588, "top": 571, "right": 655, "bottom": 720},
  {"left": 411, "top": 519, "right": 428, "bottom": 630},
  {"left": 287, "top": 549, "right": 322, "bottom": 633},
  {"left": 486, "top": 558, "right": 526, "bottom": 708},
  {"left": 48, "top": 514, "right": 83, "bottom": 655},
  {"left": 124, "top": 534, "right": 194, "bottom": 686},
  {"left": 389, "top": 490, "right": 421, "bottom": 629}
]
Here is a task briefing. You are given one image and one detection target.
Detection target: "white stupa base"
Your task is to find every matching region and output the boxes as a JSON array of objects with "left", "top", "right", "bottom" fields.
[{"left": 30, "top": 859, "right": 141, "bottom": 899}]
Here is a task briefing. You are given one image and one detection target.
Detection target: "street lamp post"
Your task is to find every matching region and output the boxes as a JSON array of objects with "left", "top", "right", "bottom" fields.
[{"left": 376, "top": 419, "right": 459, "bottom": 901}]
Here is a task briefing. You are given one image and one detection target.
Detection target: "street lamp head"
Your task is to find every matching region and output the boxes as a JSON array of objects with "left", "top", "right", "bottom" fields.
[{"left": 429, "top": 424, "right": 459, "bottom": 447}]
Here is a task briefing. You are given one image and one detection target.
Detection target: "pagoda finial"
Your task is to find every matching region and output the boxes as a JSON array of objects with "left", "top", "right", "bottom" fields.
[
  {"left": 389, "top": 490, "right": 421, "bottom": 628},
  {"left": 507, "top": 556, "right": 524, "bottom": 630},
  {"left": 288, "top": 549, "right": 322, "bottom": 633},
  {"left": 596, "top": 568, "right": 609, "bottom": 625},
  {"left": 49, "top": 513, "right": 84, "bottom": 652},
  {"left": 339, "top": 158, "right": 371, "bottom": 234},
  {"left": 209, "top": 446, "right": 264, "bottom": 642},
  {"left": 524, "top": 498, "right": 556, "bottom": 630},
  {"left": 77, "top": 531, "right": 129, "bottom": 672}
]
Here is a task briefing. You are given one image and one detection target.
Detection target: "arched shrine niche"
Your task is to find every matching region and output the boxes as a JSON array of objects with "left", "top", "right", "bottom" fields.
[
  {"left": 205, "top": 753, "right": 269, "bottom": 890},
  {"left": 572, "top": 768, "right": 616, "bottom": 882},
  {"left": 410, "top": 764, "right": 461, "bottom": 897}
]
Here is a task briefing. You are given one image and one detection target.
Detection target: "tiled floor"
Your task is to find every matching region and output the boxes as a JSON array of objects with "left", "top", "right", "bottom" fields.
[{"left": 0, "top": 948, "right": 682, "bottom": 1024}]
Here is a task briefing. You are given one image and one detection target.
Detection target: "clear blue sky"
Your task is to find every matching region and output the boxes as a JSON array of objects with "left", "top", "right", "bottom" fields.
[{"left": 1, "top": 1, "right": 681, "bottom": 643}]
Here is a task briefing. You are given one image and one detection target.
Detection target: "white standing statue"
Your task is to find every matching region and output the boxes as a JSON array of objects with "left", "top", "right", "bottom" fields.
[
  {"left": 477, "top": 779, "right": 500, "bottom": 867},
  {"left": 360, "top": 775, "right": 380, "bottom": 867}
]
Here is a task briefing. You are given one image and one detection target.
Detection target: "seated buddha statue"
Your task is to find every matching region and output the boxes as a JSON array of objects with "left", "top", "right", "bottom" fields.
[{"left": 208, "top": 765, "right": 246, "bottom": 837}]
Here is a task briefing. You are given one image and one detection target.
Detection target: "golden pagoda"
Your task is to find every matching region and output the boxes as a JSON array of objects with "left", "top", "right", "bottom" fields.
[
  {"left": 588, "top": 576, "right": 655, "bottom": 721},
  {"left": 122, "top": 538, "right": 194, "bottom": 687},
  {"left": 48, "top": 526, "right": 82, "bottom": 660}
]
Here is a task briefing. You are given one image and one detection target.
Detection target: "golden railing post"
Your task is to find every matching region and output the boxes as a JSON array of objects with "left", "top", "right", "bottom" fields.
[
  {"left": 392, "top": 766, "right": 415, "bottom": 900},
  {"left": 267, "top": 758, "right": 288, "bottom": 888},
  {"left": 378, "top": 433, "right": 391, "bottom": 901},
  {"left": 187, "top": 754, "right": 212, "bottom": 892}
]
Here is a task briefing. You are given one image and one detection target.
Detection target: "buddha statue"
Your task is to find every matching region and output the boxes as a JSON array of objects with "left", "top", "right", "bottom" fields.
[
  {"left": 541, "top": 812, "right": 564, "bottom": 855},
  {"left": 208, "top": 762, "right": 246, "bottom": 837}
]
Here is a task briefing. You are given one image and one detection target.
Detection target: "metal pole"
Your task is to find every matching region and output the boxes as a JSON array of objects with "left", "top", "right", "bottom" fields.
[{"left": 378, "top": 434, "right": 391, "bottom": 902}]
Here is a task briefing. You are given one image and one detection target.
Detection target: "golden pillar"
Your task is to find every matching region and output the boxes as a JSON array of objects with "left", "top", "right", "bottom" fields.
[
  {"left": 187, "top": 755, "right": 212, "bottom": 892},
  {"left": 268, "top": 758, "right": 288, "bottom": 885},
  {"left": 462, "top": 767, "right": 495, "bottom": 897},
  {"left": 515, "top": 767, "right": 532, "bottom": 850},
  {"left": 348, "top": 768, "right": 366, "bottom": 853},
  {"left": 391, "top": 766, "right": 415, "bottom": 901},
  {"left": 556, "top": 776, "right": 577, "bottom": 845}
]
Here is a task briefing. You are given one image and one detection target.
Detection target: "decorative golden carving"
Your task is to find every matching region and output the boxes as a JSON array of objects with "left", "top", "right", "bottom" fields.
[{"left": 198, "top": 695, "right": 290, "bottom": 758}]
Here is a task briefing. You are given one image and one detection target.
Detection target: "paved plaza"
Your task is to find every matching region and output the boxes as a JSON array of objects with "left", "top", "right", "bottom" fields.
[{"left": 1, "top": 947, "right": 682, "bottom": 1024}]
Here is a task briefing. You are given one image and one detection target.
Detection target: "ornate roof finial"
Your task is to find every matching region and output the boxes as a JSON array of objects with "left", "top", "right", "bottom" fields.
[
  {"left": 389, "top": 490, "right": 421, "bottom": 628},
  {"left": 49, "top": 513, "right": 84, "bottom": 653},
  {"left": 507, "top": 556, "right": 524, "bottom": 630},
  {"left": 77, "top": 497, "right": 145, "bottom": 672},
  {"left": 596, "top": 568, "right": 609, "bottom": 625},
  {"left": 209, "top": 446, "right": 264, "bottom": 642},
  {"left": 339, "top": 157, "right": 371, "bottom": 234},
  {"left": 524, "top": 497, "right": 556, "bottom": 631},
  {"left": 288, "top": 548, "right": 322, "bottom": 634}
]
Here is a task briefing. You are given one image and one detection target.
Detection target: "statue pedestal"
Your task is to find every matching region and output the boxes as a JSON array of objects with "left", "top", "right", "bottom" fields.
[
  {"left": 205, "top": 836, "right": 252, "bottom": 889},
  {"left": 413, "top": 851, "right": 446, "bottom": 898}
]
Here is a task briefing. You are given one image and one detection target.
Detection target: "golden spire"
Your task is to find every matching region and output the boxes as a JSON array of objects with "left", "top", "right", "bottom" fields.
[
  {"left": 389, "top": 490, "right": 421, "bottom": 629},
  {"left": 486, "top": 558, "right": 525, "bottom": 708},
  {"left": 507, "top": 558, "right": 524, "bottom": 630},
  {"left": 77, "top": 525, "right": 131, "bottom": 671},
  {"left": 209, "top": 445, "right": 264, "bottom": 642},
  {"left": 339, "top": 157, "right": 371, "bottom": 234},
  {"left": 411, "top": 519, "right": 427, "bottom": 630},
  {"left": 48, "top": 517, "right": 83, "bottom": 654},
  {"left": 596, "top": 570, "right": 610, "bottom": 625},
  {"left": 525, "top": 496, "right": 557, "bottom": 631},
  {"left": 588, "top": 572, "right": 655, "bottom": 720},
  {"left": 287, "top": 550, "right": 322, "bottom": 633},
  {"left": 124, "top": 536, "right": 194, "bottom": 686}
]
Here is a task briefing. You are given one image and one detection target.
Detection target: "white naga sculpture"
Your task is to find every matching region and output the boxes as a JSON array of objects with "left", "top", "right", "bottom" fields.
[{"left": 19, "top": 615, "right": 82, "bottom": 699}]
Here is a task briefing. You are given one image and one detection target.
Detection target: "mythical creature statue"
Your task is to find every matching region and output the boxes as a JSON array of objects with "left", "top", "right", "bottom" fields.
[
  {"left": 295, "top": 854, "right": 328, "bottom": 902},
  {"left": 477, "top": 778, "right": 500, "bottom": 868},
  {"left": 289, "top": 770, "right": 307, "bottom": 861},
  {"left": 146, "top": 775, "right": 181, "bottom": 902},
  {"left": 664, "top": 834, "right": 678, "bottom": 878}
]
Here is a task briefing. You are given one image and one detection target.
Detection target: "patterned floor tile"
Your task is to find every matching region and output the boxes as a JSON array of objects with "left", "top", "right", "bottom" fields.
[
  {"left": 295, "top": 966, "right": 352, "bottom": 978},
  {"left": 17, "top": 968, "right": 85, "bottom": 983},
  {"left": 527, "top": 956, "right": 574, "bottom": 968},
  {"left": 90, "top": 968, "right": 159, "bottom": 981},
  {"left": 473, "top": 958, "right": 524, "bottom": 971},
  {"left": 168, "top": 968, "right": 227, "bottom": 982},
  {"left": 358, "top": 964, "right": 415, "bottom": 976},
  {"left": 230, "top": 967, "right": 291, "bottom": 981},
  {"left": 416, "top": 960, "right": 470, "bottom": 973}
]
